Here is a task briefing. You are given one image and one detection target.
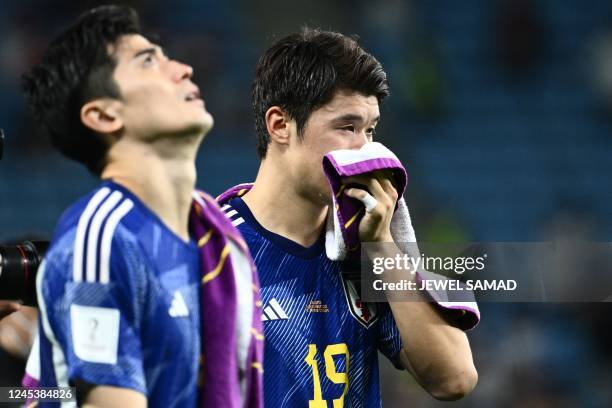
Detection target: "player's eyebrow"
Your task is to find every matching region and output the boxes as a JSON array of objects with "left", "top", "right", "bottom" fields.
[
  {"left": 132, "top": 45, "right": 166, "bottom": 60},
  {"left": 331, "top": 114, "right": 380, "bottom": 125}
]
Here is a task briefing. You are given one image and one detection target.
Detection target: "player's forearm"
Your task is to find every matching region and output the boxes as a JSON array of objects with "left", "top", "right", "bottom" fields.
[
  {"left": 389, "top": 297, "right": 477, "bottom": 400},
  {"left": 372, "top": 244, "right": 478, "bottom": 400}
]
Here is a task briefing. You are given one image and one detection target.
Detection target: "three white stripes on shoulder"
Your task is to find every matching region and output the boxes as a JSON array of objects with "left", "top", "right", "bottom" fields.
[{"left": 73, "top": 187, "right": 134, "bottom": 284}]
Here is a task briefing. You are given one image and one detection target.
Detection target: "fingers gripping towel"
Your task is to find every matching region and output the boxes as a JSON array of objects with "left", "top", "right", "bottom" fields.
[
  {"left": 322, "top": 142, "right": 480, "bottom": 330},
  {"left": 322, "top": 142, "right": 409, "bottom": 261}
]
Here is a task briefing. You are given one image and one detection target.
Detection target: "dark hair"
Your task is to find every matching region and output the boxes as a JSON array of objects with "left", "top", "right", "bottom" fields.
[
  {"left": 22, "top": 5, "right": 141, "bottom": 174},
  {"left": 252, "top": 27, "right": 390, "bottom": 159}
]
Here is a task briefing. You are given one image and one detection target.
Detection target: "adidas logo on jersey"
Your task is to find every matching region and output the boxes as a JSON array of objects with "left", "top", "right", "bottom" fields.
[
  {"left": 169, "top": 291, "right": 189, "bottom": 317},
  {"left": 261, "top": 298, "right": 289, "bottom": 321}
]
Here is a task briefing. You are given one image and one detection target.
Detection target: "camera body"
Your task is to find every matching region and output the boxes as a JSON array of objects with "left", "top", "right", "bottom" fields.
[{"left": 0, "top": 241, "right": 48, "bottom": 306}]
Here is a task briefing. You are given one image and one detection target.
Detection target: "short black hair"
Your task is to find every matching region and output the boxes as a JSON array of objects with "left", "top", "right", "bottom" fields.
[
  {"left": 252, "top": 27, "right": 390, "bottom": 159},
  {"left": 22, "top": 5, "right": 141, "bottom": 174}
]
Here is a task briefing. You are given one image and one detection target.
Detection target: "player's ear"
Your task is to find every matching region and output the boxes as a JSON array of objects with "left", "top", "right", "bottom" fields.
[
  {"left": 265, "top": 106, "right": 291, "bottom": 147},
  {"left": 80, "top": 98, "right": 124, "bottom": 135}
]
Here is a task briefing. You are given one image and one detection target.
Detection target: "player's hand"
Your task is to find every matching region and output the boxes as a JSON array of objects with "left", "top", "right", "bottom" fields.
[
  {"left": 0, "top": 301, "right": 21, "bottom": 320},
  {"left": 343, "top": 170, "right": 398, "bottom": 243}
]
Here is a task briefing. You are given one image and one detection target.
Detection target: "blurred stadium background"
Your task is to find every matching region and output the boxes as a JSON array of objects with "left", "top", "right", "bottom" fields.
[{"left": 1, "top": 0, "right": 611, "bottom": 406}]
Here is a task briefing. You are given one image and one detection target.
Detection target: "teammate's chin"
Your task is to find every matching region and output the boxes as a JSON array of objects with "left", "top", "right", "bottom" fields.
[
  {"left": 189, "top": 109, "right": 214, "bottom": 138},
  {"left": 200, "top": 111, "right": 214, "bottom": 137}
]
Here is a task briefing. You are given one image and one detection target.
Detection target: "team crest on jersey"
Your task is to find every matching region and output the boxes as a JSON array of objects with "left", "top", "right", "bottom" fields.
[{"left": 341, "top": 278, "right": 379, "bottom": 329}]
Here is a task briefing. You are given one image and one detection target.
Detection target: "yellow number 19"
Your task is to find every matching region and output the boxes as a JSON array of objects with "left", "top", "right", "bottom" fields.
[{"left": 304, "top": 343, "right": 350, "bottom": 408}]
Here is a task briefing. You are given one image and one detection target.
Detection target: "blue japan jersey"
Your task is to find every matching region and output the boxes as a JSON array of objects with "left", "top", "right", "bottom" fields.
[
  {"left": 223, "top": 197, "right": 403, "bottom": 408},
  {"left": 36, "top": 181, "right": 201, "bottom": 407}
]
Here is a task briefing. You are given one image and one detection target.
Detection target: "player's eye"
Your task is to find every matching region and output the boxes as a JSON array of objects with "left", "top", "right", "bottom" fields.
[
  {"left": 339, "top": 125, "right": 355, "bottom": 133},
  {"left": 142, "top": 54, "right": 156, "bottom": 67}
]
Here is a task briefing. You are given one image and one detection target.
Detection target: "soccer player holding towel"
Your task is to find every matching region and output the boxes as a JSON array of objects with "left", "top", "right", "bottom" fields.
[{"left": 218, "top": 28, "right": 478, "bottom": 406}]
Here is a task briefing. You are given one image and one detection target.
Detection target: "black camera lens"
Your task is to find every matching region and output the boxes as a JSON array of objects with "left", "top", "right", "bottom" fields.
[{"left": 0, "top": 241, "right": 49, "bottom": 306}]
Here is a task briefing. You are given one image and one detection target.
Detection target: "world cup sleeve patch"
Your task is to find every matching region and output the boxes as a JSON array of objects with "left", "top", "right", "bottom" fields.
[{"left": 70, "top": 304, "right": 120, "bottom": 364}]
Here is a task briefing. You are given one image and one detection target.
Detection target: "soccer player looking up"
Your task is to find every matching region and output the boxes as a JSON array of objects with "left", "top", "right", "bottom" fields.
[
  {"left": 219, "top": 28, "right": 478, "bottom": 406},
  {"left": 21, "top": 6, "right": 262, "bottom": 407}
]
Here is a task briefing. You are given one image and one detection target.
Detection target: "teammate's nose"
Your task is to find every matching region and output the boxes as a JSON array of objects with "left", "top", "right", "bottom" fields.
[{"left": 170, "top": 60, "right": 193, "bottom": 82}]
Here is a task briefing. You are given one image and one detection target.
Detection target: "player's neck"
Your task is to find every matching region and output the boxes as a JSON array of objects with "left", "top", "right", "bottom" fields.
[
  {"left": 101, "top": 139, "right": 197, "bottom": 242},
  {"left": 243, "top": 161, "right": 327, "bottom": 248}
]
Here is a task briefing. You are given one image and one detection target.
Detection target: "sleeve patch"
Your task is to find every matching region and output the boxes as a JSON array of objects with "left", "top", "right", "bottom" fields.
[{"left": 70, "top": 305, "right": 120, "bottom": 364}]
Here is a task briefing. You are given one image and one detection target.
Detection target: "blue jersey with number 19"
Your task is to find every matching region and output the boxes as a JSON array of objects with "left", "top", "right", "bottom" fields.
[
  {"left": 36, "top": 180, "right": 201, "bottom": 407},
  {"left": 223, "top": 197, "right": 403, "bottom": 408}
]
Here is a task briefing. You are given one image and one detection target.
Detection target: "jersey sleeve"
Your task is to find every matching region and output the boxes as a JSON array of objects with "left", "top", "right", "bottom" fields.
[
  {"left": 37, "top": 226, "right": 148, "bottom": 394},
  {"left": 376, "top": 303, "right": 404, "bottom": 370}
]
